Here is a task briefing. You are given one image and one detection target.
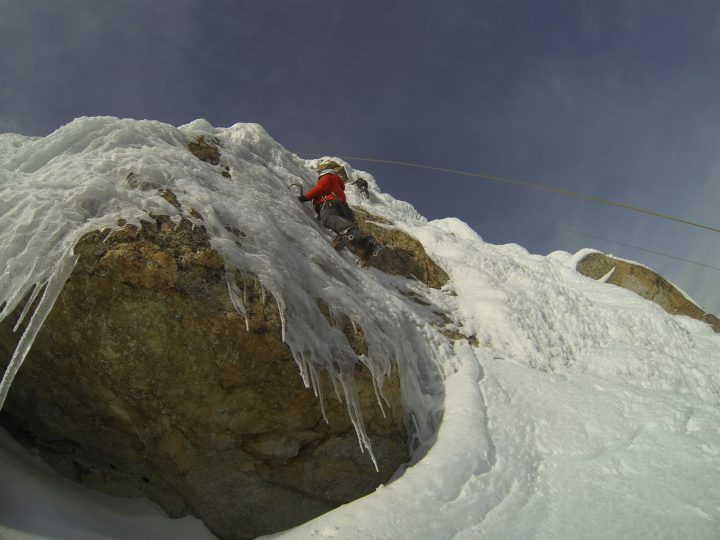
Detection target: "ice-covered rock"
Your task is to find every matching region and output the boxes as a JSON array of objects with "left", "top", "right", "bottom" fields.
[
  {"left": 0, "top": 118, "right": 454, "bottom": 539},
  {"left": 0, "top": 214, "right": 408, "bottom": 540},
  {"left": 576, "top": 251, "right": 719, "bottom": 333}
]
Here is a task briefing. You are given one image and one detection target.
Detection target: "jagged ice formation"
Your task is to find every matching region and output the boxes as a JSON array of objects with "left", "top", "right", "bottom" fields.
[{"left": 0, "top": 117, "right": 447, "bottom": 464}]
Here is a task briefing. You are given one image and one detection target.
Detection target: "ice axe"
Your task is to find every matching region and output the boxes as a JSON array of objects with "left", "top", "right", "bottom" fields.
[{"left": 287, "top": 180, "right": 304, "bottom": 197}]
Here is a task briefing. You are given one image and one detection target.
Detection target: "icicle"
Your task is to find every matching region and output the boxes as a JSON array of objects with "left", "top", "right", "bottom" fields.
[
  {"left": 371, "top": 370, "right": 388, "bottom": 418},
  {"left": 292, "top": 351, "right": 311, "bottom": 388},
  {"left": 338, "top": 371, "right": 379, "bottom": 471},
  {"left": 0, "top": 271, "right": 37, "bottom": 324},
  {"left": 12, "top": 282, "right": 42, "bottom": 333},
  {"left": 225, "top": 271, "right": 248, "bottom": 331},
  {"left": 102, "top": 228, "right": 114, "bottom": 243},
  {"left": 0, "top": 250, "right": 78, "bottom": 411},
  {"left": 409, "top": 413, "right": 423, "bottom": 454},
  {"left": 330, "top": 369, "right": 343, "bottom": 402},
  {"left": 309, "top": 365, "right": 328, "bottom": 423},
  {"left": 278, "top": 302, "right": 286, "bottom": 343},
  {"left": 308, "top": 363, "right": 321, "bottom": 397}
]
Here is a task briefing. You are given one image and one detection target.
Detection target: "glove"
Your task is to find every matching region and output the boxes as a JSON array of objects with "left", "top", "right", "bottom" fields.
[{"left": 297, "top": 195, "right": 308, "bottom": 203}]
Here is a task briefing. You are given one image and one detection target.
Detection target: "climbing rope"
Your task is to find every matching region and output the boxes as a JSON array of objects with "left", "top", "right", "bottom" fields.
[{"left": 297, "top": 153, "right": 720, "bottom": 234}]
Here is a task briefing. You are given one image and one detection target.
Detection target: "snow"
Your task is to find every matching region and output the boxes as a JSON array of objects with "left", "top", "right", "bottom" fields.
[
  {"left": 1, "top": 118, "right": 719, "bottom": 539},
  {"left": 0, "top": 429, "right": 216, "bottom": 540}
]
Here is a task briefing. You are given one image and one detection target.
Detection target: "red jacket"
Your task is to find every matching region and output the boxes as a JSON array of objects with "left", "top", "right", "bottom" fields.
[{"left": 304, "top": 173, "right": 346, "bottom": 210}]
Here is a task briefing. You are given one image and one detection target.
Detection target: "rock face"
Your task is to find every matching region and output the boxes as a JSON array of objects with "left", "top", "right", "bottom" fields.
[
  {"left": 576, "top": 252, "right": 720, "bottom": 333},
  {"left": 352, "top": 208, "right": 449, "bottom": 289},
  {"left": 0, "top": 215, "right": 408, "bottom": 540},
  {"left": 188, "top": 135, "right": 221, "bottom": 166}
]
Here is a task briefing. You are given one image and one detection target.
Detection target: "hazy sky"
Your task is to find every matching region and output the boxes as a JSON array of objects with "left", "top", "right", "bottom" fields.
[{"left": 2, "top": 0, "right": 719, "bottom": 313}]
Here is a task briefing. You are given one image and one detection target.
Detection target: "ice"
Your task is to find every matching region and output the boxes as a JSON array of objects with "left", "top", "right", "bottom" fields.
[
  {"left": 1, "top": 117, "right": 719, "bottom": 540},
  {"left": 0, "top": 117, "right": 444, "bottom": 461},
  {"left": 0, "top": 249, "right": 78, "bottom": 409},
  {"left": 224, "top": 271, "right": 250, "bottom": 331}
]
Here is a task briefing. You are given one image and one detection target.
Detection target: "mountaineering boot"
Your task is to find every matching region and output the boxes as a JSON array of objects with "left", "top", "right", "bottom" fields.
[
  {"left": 359, "top": 241, "right": 384, "bottom": 268},
  {"left": 332, "top": 227, "right": 357, "bottom": 250}
]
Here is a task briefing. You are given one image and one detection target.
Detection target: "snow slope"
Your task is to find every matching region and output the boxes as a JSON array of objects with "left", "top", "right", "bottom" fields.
[{"left": 1, "top": 118, "right": 719, "bottom": 539}]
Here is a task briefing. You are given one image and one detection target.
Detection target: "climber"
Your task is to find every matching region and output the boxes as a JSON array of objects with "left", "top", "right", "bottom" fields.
[{"left": 298, "top": 166, "right": 382, "bottom": 264}]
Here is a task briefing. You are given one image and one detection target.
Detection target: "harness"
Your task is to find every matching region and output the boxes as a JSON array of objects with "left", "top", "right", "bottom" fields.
[
  {"left": 316, "top": 198, "right": 354, "bottom": 222},
  {"left": 316, "top": 191, "right": 342, "bottom": 206}
]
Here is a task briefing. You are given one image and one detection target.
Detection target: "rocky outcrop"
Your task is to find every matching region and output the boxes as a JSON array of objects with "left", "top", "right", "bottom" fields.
[
  {"left": 576, "top": 252, "right": 720, "bottom": 333},
  {"left": 0, "top": 214, "right": 408, "bottom": 539},
  {"left": 352, "top": 208, "right": 449, "bottom": 289},
  {"left": 188, "top": 136, "right": 221, "bottom": 166},
  {"left": 188, "top": 136, "right": 231, "bottom": 178}
]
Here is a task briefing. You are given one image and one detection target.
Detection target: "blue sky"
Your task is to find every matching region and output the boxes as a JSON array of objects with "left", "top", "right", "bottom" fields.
[{"left": 2, "top": 0, "right": 719, "bottom": 313}]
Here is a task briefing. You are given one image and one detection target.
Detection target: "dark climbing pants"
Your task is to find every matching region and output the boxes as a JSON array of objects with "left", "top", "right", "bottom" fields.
[
  {"left": 318, "top": 200, "right": 373, "bottom": 250},
  {"left": 318, "top": 200, "right": 355, "bottom": 234}
]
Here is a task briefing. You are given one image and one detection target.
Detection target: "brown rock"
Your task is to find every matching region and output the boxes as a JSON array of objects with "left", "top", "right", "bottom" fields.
[
  {"left": 576, "top": 252, "right": 719, "bottom": 333},
  {"left": 159, "top": 188, "right": 182, "bottom": 209},
  {"left": 352, "top": 208, "right": 449, "bottom": 289},
  {"left": 703, "top": 313, "right": 720, "bottom": 332},
  {"left": 0, "top": 216, "right": 408, "bottom": 539},
  {"left": 188, "top": 136, "right": 221, "bottom": 166}
]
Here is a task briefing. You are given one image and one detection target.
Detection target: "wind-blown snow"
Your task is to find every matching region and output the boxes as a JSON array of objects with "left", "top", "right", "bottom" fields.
[{"left": 1, "top": 118, "right": 719, "bottom": 539}]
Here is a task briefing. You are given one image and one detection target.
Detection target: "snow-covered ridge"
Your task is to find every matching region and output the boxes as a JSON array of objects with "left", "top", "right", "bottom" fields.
[{"left": 1, "top": 118, "right": 719, "bottom": 540}]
